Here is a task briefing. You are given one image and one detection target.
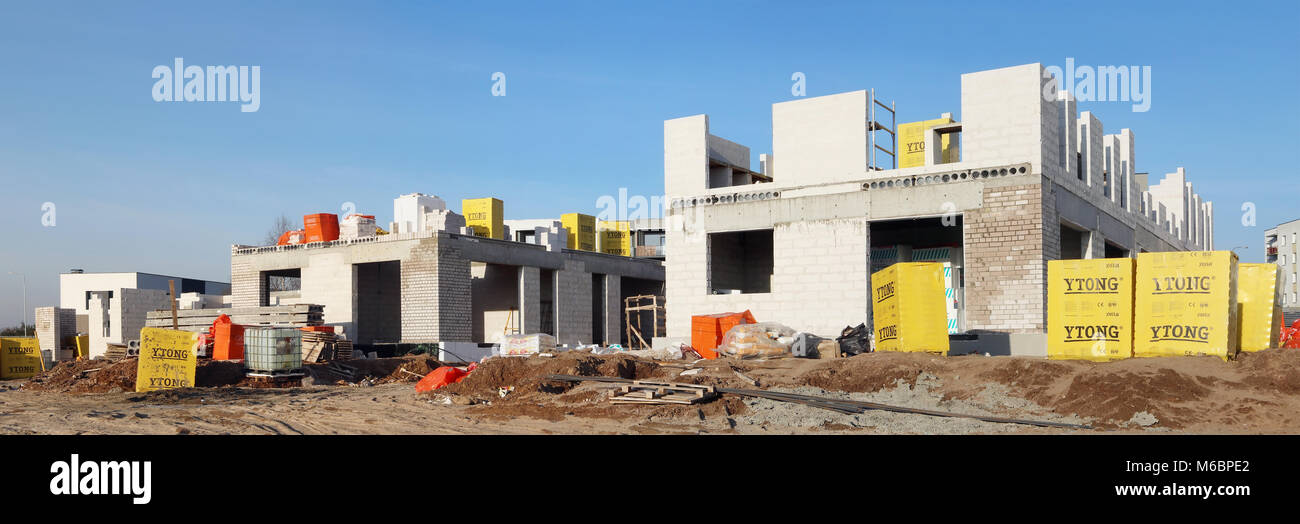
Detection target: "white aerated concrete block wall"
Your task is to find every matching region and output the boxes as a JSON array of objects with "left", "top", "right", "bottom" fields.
[
  {"left": 771, "top": 91, "right": 869, "bottom": 186},
  {"left": 665, "top": 218, "right": 869, "bottom": 340}
]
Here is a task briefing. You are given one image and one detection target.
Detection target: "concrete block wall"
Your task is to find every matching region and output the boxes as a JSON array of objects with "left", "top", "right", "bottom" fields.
[
  {"left": 555, "top": 259, "right": 593, "bottom": 346},
  {"left": 300, "top": 252, "right": 357, "bottom": 336},
  {"left": 961, "top": 64, "right": 1050, "bottom": 175},
  {"left": 963, "top": 183, "right": 1049, "bottom": 332},
  {"left": 118, "top": 288, "right": 171, "bottom": 347},
  {"left": 230, "top": 256, "right": 266, "bottom": 308},
  {"left": 664, "top": 114, "right": 710, "bottom": 197},
  {"left": 1078, "top": 112, "right": 1104, "bottom": 194},
  {"left": 771, "top": 90, "right": 869, "bottom": 186},
  {"left": 665, "top": 217, "right": 870, "bottom": 340},
  {"left": 400, "top": 237, "right": 472, "bottom": 342}
]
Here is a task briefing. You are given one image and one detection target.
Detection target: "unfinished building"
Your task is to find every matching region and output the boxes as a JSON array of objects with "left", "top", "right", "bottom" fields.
[
  {"left": 663, "top": 63, "right": 1213, "bottom": 353},
  {"left": 230, "top": 197, "right": 664, "bottom": 348}
]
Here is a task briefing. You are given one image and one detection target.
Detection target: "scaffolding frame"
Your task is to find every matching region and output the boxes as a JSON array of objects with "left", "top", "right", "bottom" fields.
[
  {"left": 868, "top": 88, "right": 896, "bottom": 171},
  {"left": 624, "top": 294, "right": 665, "bottom": 349}
]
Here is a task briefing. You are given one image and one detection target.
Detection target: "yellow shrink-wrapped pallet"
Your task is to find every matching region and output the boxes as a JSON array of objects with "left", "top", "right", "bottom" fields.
[
  {"left": 135, "top": 328, "right": 198, "bottom": 393},
  {"left": 1047, "top": 258, "right": 1135, "bottom": 361},
  {"left": 562, "top": 213, "right": 596, "bottom": 251},
  {"left": 462, "top": 198, "right": 504, "bottom": 239},
  {"left": 1237, "top": 263, "right": 1283, "bottom": 351},
  {"left": 0, "top": 337, "right": 43, "bottom": 379},
  {"left": 871, "top": 262, "right": 949, "bottom": 354},
  {"left": 1134, "top": 251, "right": 1239, "bottom": 361}
]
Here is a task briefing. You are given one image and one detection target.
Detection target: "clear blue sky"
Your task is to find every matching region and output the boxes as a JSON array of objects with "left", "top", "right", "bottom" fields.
[{"left": 1, "top": 0, "right": 1297, "bottom": 327}]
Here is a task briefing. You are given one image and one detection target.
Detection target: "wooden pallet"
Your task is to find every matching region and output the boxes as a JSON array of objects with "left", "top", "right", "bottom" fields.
[{"left": 610, "top": 380, "right": 716, "bottom": 405}]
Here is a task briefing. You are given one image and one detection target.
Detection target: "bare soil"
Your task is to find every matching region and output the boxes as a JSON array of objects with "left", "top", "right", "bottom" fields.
[{"left": 2, "top": 349, "right": 1297, "bottom": 434}]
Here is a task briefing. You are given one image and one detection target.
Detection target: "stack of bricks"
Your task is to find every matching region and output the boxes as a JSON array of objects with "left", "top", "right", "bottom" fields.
[
  {"left": 35, "top": 306, "right": 76, "bottom": 363},
  {"left": 963, "top": 183, "right": 1049, "bottom": 333}
]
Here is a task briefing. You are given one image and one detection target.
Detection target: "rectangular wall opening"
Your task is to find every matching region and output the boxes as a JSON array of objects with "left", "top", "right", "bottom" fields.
[
  {"left": 355, "top": 261, "right": 400, "bottom": 345},
  {"left": 539, "top": 268, "right": 555, "bottom": 336},
  {"left": 708, "top": 229, "right": 773, "bottom": 294},
  {"left": 870, "top": 216, "right": 965, "bottom": 333},
  {"left": 591, "top": 274, "right": 606, "bottom": 345},
  {"left": 260, "top": 269, "right": 301, "bottom": 307},
  {"left": 1104, "top": 241, "right": 1128, "bottom": 259},
  {"left": 471, "top": 262, "right": 521, "bottom": 343},
  {"left": 1060, "top": 224, "right": 1085, "bottom": 260},
  {"left": 621, "top": 277, "right": 665, "bottom": 347}
]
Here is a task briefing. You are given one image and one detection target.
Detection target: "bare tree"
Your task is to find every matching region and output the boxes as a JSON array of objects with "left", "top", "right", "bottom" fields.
[{"left": 264, "top": 214, "right": 296, "bottom": 245}]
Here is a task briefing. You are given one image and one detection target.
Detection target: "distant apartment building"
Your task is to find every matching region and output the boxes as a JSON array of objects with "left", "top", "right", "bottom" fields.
[{"left": 1265, "top": 218, "right": 1300, "bottom": 306}]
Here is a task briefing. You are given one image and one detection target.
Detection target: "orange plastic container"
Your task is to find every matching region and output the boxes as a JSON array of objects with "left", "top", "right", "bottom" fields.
[
  {"left": 301, "top": 325, "right": 335, "bottom": 333},
  {"left": 690, "top": 310, "right": 756, "bottom": 359},
  {"left": 212, "top": 314, "right": 245, "bottom": 361},
  {"left": 303, "top": 213, "right": 340, "bottom": 243}
]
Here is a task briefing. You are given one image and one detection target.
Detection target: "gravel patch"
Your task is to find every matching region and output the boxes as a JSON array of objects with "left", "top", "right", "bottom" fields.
[{"left": 733, "top": 372, "right": 1090, "bottom": 434}]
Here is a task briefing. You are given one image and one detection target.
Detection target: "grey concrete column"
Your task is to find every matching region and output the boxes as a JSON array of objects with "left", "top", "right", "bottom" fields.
[
  {"left": 1085, "top": 230, "right": 1105, "bottom": 259},
  {"left": 604, "top": 274, "right": 621, "bottom": 345},
  {"left": 518, "top": 266, "right": 542, "bottom": 334}
]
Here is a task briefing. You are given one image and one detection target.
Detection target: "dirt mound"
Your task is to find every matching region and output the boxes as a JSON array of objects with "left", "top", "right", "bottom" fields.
[
  {"left": 378, "top": 357, "right": 443, "bottom": 383},
  {"left": 24, "top": 358, "right": 139, "bottom": 393},
  {"left": 793, "top": 352, "right": 946, "bottom": 392},
  {"left": 1237, "top": 349, "right": 1300, "bottom": 394}
]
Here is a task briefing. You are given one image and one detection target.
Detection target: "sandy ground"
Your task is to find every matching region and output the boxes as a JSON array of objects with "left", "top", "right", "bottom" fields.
[{"left": 2, "top": 348, "right": 1298, "bottom": 435}]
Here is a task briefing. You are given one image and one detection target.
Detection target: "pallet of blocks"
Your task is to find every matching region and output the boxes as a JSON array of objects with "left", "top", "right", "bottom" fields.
[
  {"left": 609, "top": 381, "right": 717, "bottom": 405},
  {"left": 145, "top": 305, "right": 325, "bottom": 332}
]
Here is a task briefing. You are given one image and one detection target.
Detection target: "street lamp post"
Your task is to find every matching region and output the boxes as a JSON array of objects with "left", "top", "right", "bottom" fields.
[{"left": 7, "top": 272, "right": 26, "bottom": 337}]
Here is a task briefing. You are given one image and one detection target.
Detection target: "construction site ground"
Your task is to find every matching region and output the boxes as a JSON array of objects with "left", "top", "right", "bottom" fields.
[{"left": 2, "top": 348, "right": 1298, "bottom": 435}]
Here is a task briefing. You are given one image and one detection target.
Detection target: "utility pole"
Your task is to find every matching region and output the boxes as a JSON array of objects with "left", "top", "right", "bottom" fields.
[{"left": 8, "top": 272, "right": 27, "bottom": 337}]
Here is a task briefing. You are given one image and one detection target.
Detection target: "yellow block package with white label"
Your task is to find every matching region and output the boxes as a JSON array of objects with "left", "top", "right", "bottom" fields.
[
  {"left": 897, "top": 117, "right": 960, "bottom": 168},
  {"left": 871, "top": 262, "right": 950, "bottom": 354},
  {"left": 1237, "top": 263, "right": 1283, "bottom": 351},
  {"left": 1047, "top": 258, "right": 1135, "bottom": 361},
  {"left": 135, "top": 327, "right": 198, "bottom": 393},
  {"left": 598, "top": 220, "right": 631, "bottom": 256},
  {"left": 0, "top": 337, "right": 43, "bottom": 379},
  {"left": 462, "top": 198, "right": 504, "bottom": 239},
  {"left": 562, "top": 213, "right": 596, "bottom": 251},
  {"left": 1134, "top": 251, "right": 1239, "bottom": 361}
]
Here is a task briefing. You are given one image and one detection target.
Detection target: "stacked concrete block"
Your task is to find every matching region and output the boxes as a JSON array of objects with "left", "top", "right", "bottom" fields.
[
  {"left": 392, "top": 193, "right": 448, "bottom": 234},
  {"left": 87, "top": 288, "right": 170, "bottom": 358},
  {"left": 340, "top": 214, "right": 378, "bottom": 239},
  {"left": 35, "top": 307, "right": 76, "bottom": 361},
  {"left": 424, "top": 209, "right": 466, "bottom": 234}
]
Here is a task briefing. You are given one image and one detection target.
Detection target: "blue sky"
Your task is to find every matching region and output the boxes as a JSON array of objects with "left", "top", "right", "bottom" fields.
[{"left": 1, "top": 0, "right": 1297, "bottom": 326}]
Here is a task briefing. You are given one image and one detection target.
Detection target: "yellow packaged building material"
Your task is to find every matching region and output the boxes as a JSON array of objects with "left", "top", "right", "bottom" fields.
[
  {"left": 562, "top": 213, "right": 596, "bottom": 251},
  {"left": 1237, "top": 263, "right": 1283, "bottom": 351},
  {"left": 1134, "top": 251, "right": 1239, "bottom": 361},
  {"left": 135, "top": 328, "right": 198, "bottom": 393},
  {"left": 871, "top": 262, "right": 950, "bottom": 354},
  {"left": 462, "top": 198, "right": 504, "bottom": 240},
  {"left": 598, "top": 220, "right": 631, "bottom": 256},
  {"left": 1047, "top": 258, "right": 1135, "bottom": 361},
  {"left": 898, "top": 117, "right": 960, "bottom": 168},
  {"left": 0, "top": 337, "right": 43, "bottom": 379}
]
